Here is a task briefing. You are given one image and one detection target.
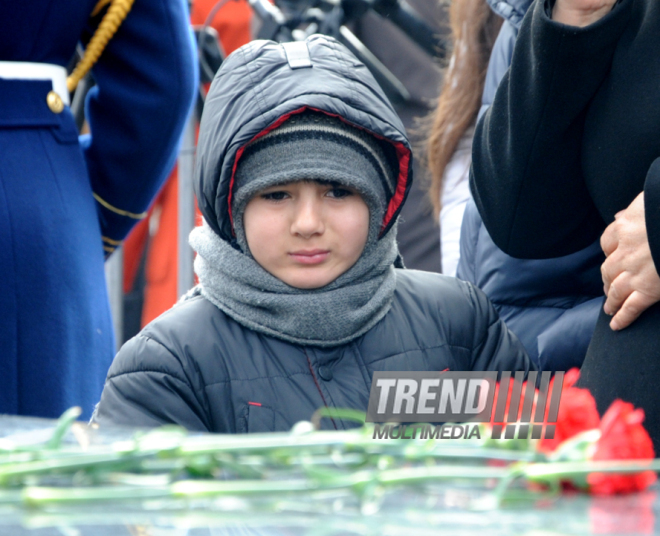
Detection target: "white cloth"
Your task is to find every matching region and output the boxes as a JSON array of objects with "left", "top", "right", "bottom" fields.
[
  {"left": 439, "top": 131, "right": 473, "bottom": 276},
  {"left": 0, "top": 61, "right": 69, "bottom": 105}
]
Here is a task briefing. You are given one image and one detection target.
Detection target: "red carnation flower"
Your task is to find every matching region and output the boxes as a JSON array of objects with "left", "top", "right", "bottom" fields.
[
  {"left": 538, "top": 368, "right": 600, "bottom": 454},
  {"left": 587, "top": 400, "right": 656, "bottom": 495}
]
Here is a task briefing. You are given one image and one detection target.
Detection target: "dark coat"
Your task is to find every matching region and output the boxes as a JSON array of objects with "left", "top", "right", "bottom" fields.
[
  {"left": 471, "top": 0, "right": 660, "bottom": 260},
  {"left": 0, "top": 0, "right": 196, "bottom": 419},
  {"left": 469, "top": 0, "right": 660, "bottom": 447},
  {"left": 94, "top": 270, "right": 531, "bottom": 432},
  {"left": 93, "top": 37, "right": 532, "bottom": 433},
  {"left": 456, "top": 0, "right": 603, "bottom": 372}
]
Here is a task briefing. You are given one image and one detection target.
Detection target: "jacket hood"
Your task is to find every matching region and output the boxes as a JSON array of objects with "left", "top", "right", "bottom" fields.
[
  {"left": 195, "top": 35, "right": 413, "bottom": 245},
  {"left": 487, "top": 0, "right": 533, "bottom": 28}
]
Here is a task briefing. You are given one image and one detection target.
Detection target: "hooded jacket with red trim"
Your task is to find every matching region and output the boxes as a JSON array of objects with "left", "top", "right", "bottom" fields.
[
  {"left": 93, "top": 37, "right": 532, "bottom": 433},
  {"left": 195, "top": 35, "right": 412, "bottom": 244}
]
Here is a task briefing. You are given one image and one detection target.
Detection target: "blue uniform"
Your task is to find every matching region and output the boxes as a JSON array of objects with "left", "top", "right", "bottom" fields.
[{"left": 0, "top": 0, "right": 197, "bottom": 419}]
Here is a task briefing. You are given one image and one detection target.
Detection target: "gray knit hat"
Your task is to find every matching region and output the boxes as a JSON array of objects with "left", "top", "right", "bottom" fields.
[{"left": 231, "top": 111, "right": 399, "bottom": 253}]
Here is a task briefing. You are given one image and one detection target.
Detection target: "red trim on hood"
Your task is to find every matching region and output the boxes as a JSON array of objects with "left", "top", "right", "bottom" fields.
[
  {"left": 382, "top": 141, "right": 410, "bottom": 233},
  {"left": 227, "top": 106, "right": 411, "bottom": 238}
]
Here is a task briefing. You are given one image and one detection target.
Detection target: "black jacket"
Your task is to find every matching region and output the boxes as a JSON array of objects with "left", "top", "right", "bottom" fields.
[
  {"left": 469, "top": 0, "right": 660, "bottom": 448},
  {"left": 94, "top": 36, "right": 531, "bottom": 433},
  {"left": 456, "top": 0, "right": 603, "bottom": 372},
  {"left": 94, "top": 270, "right": 531, "bottom": 432},
  {"left": 471, "top": 0, "right": 660, "bottom": 263}
]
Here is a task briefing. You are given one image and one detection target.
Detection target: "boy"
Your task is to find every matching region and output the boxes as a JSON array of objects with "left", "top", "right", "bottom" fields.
[{"left": 93, "top": 36, "right": 532, "bottom": 433}]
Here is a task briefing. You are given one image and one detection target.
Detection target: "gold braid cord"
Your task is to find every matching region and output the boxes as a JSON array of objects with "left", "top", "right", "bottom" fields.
[
  {"left": 91, "top": 0, "right": 113, "bottom": 17},
  {"left": 66, "top": 0, "right": 136, "bottom": 93}
]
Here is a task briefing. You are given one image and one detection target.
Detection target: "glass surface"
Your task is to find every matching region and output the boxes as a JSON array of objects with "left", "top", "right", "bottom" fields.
[{"left": 0, "top": 415, "right": 656, "bottom": 535}]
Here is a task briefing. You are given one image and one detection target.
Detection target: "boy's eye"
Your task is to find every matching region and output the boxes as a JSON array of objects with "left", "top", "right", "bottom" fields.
[
  {"left": 261, "top": 191, "right": 289, "bottom": 201},
  {"left": 327, "top": 187, "right": 353, "bottom": 199}
]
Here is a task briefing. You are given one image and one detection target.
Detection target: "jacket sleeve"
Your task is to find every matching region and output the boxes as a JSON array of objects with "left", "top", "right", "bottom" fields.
[
  {"left": 470, "top": 0, "right": 631, "bottom": 259},
  {"left": 80, "top": 0, "right": 197, "bottom": 252},
  {"left": 463, "top": 281, "right": 534, "bottom": 374},
  {"left": 92, "top": 334, "right": 211, "bottom": 432}
]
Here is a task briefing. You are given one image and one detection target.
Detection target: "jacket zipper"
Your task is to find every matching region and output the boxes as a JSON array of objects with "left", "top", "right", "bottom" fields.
[{"left": 303, "top": 348, "right": 338, "bottom": 430}]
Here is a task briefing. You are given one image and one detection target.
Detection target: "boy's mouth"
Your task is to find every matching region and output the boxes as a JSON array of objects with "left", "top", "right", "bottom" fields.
[{"left": 289, "top": 249, "right": 330, "bottom": 265}]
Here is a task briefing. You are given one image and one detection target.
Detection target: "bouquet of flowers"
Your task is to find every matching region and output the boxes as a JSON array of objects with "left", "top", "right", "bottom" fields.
[{"left": 490, "top": 368, "right": 657, "bottom": 496}]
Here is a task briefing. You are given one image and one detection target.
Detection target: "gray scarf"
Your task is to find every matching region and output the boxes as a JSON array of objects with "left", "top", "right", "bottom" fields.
[{"left": 189, "top": 221, "right": 398, "bottom": 347}]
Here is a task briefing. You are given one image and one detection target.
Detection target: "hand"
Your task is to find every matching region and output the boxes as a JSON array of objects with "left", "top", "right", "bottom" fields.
[
  {"left": 600, "top": 192, "right": 660, "bottom": 331},
  {"left": 552, "top": 0, "right": 617, "bottom": 27}
]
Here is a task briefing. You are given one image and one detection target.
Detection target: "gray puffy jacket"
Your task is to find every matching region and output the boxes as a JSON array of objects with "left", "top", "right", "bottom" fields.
[{"left": 94, "top": 36, "right": 532, "bottom": 433}]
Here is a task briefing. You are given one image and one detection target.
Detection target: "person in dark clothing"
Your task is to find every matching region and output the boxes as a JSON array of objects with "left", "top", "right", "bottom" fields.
[
  {"left": 470, "top": 0, "right": 660, "bottom": 446},
  {"left": 459, "top": 201, "right": 604, "bottom": 372},
  {"left": 455, "top": 0, "right": 604, "bottom": 373},
  {"left": 93, "top": 36, "right": 532, "bottom": 434}
]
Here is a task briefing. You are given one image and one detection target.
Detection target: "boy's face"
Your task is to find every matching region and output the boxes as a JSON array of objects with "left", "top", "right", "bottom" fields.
[{"left": 243, "top": 181, "right": 370, "bottom": 289}]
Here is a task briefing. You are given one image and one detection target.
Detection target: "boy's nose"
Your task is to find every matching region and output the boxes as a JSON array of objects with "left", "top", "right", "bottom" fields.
[{"left": 291, "top": 197, "right": 325, "bottom": 238}]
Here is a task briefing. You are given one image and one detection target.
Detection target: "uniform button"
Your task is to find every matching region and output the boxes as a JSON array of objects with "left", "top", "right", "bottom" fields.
[
  {"left": 318, "top": 366, "right": 333, "bottom": 381},
  {"left": 47, "top": 91, "right": 64, "bottom": 114}
]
